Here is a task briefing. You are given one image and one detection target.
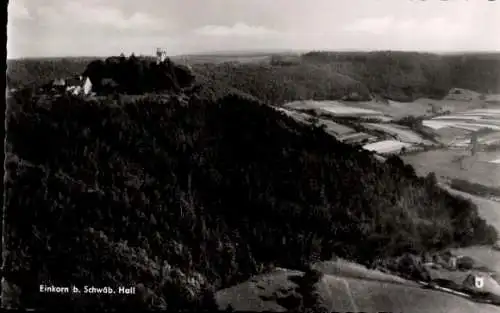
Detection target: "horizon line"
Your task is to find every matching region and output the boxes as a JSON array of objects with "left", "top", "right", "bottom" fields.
[{"left": 7, "top": 49, "right": 500, "bottom": 61}]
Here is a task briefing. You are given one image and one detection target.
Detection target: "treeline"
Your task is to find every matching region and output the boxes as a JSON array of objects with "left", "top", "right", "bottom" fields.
[
  {"left": 7, "top": 57, "right": 93, "bottom": 89},
  {"left": 4, "top": 80, "right": 497, "bottom": 310}
]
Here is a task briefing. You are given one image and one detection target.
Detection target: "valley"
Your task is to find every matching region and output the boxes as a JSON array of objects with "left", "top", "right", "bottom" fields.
[{"left": 6, "top": 50, "right": 500, "bottom": 311}]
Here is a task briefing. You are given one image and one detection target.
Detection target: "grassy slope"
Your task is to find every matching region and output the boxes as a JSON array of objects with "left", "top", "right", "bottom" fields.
[
  {"left": 3, "top": 73, "right": 498, "bottom": 311},
  {"left": 215, "top": 265, "right": 500, "bottom": 312}
]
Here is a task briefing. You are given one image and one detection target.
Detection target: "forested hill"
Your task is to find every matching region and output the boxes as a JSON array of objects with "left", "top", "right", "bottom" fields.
[
  {"left": 192, "top": 51, "right": 500, "bottom": 104},
  {"left": 3, "top": 58, "right": 498, "bottom": 310},
  {"left": 8, "top": 52, "right": 500, "bottom": 103}
]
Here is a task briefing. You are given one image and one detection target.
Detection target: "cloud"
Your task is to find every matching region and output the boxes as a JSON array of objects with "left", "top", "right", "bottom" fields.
[
  {"left": 344, "top": 16, "right": 394, "bottom": 35},
  {"left": 36, "top": 1, "right": 167, "bottom": 31},
  {"left": 9, "top": 0, "right": 31, "bottom": 20},
  {"left": 194, "top": 23, "right": 279, "bottom": 37},
  {"left": 343, "top": 16, "right": 469, "bottom": 38}
]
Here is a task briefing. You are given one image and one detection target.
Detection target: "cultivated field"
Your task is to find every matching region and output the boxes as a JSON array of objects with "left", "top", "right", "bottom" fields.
[
  {"left": 283, "top": 100, "right": 390, "bottom": 120},
  {"left": 362, "top": 123, "right": 429, "bottom": 144},
  {"left": 363, "top": 140, "right": 414, "bottom": 155},
  {"left": 423, "top": 107, "right": 500, "bottom": 133},
  {"left": 339, "top": 132, "right": 377, "bottom": 144},
  {"left": 444, "top": 88, "right": 483, "bottom": 102},
  {"left": 278, "top": 100, "right": 439, "bottom": 152},
  {"left": 352, "top": 99, "right": 436, "bottom": 119},
  {"left": 452, "top": 246, "right": 500, "bottom": 275},
  {"left": 276, "top": 107, "right": 354, "bottom": 136},
  {"left": 486, "top": 94, "right": 500, "bottom": 104},
  {"left": 311, "top": 259, "right": 415, "bottom": 285},
  {"left": 403, "top": 149, "right": 500, "bottom": 187},
  {"left": 347, "top": 97, "right": 486, "bottom": 120}
]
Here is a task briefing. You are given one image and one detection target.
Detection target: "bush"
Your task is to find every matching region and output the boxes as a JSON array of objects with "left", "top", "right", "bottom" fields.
[{"left": 457, "top": 256, "right": 475, "bottom": 271}]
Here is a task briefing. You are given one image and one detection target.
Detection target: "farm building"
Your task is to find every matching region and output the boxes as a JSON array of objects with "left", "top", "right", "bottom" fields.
[
  {"left": 462, "top": 272, "right": 500, "bottom": 295},
  {"left": 65, "top": 76, "right": 93, "bottom": 96}
]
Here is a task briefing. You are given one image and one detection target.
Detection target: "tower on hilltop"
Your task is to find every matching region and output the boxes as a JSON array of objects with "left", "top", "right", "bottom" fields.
[{"left": 156, "top": 48, "right": 167, "bottom": 64}]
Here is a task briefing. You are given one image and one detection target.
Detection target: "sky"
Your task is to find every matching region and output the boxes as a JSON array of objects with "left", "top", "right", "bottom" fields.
[{"left": 7, "top": 0, "right": 500, "bottom": 58}]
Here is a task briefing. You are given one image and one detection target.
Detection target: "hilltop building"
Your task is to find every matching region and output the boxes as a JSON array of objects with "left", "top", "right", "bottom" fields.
[{"left": 156, "top": 48, "right": 167, "bottom": 64}]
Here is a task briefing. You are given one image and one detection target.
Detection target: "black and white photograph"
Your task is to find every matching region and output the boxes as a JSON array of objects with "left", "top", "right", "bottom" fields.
[{"left": 4, "top": 0, "right": 500, "bottom": 311}]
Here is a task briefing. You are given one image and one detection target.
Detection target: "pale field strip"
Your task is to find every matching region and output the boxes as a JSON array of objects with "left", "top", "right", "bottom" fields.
[
  {"left": 466, "top": 109, "right": 500, "bottom": 114},
  {"left": 449, "top": 136, "right": 500, "bottom": 147},
  {"left": 318, "top": 119, "right": 354, "bottom": 135},
  {"left": 321, "top": 106, "right": 381, "bottom": 115},
  {"left": 459, "top": 112, "right": 500, "bottom": 118},
  {"left": 423, "top": 120, "right": 484, "bottom": 131},
  {"left": 435, "top": 116, "right": 486, "bottom": 121},
  {"left": 478, "top": 132, "right": 500, "bottom": 145},
  {"left": 275, "top": 107, "right": 354, "bottom": 135},
  {"left": 362, "top": 140, "right": 413, "bottom": 154},
  {"left": 423, "top": 120, "right": 500, "bottom": 131},
  {"left": 482, "top": 138, "right": 500, "bottom": 145},
  {"left": 456, "top": 123, "right": 500, "bottom": 131},
  {"left": 447, "top": 121, "right": 500, "bottom": 128},
  {"left": 284, "top": 100, "right": 385, "bottom": 116},
  {"left": 363, "top": 123, "right": 425, "bottom": 144},
  {"left": 486, "top": 95, "right": 500, "bottom": 102},
  {"left": 340, "top": 132, "right": 376, "bottom": 143}
]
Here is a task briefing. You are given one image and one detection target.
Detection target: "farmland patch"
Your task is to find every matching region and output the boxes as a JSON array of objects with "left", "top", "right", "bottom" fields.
[
  {"left": 402, "top": 149, "right": 500, "bottom": 187},
  {"left": 362, "top": 123, "right": 428, "bottom": 144},
  {"left": 283, "top": 100, "right": 388, "bottom": 120},
  {"left": 362, "top": 140, "right": 414, "bottom": 154},
  {"left": 276, "top": 107, "right": 354, "bottom": 136}
]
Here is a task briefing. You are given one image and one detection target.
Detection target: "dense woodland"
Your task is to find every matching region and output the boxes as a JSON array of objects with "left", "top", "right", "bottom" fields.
[
  {"left": 3, "top": 54, "right": 499, "bottom": 310},
  {"left": 301, "top": 51, "right": 500, "bottom": 100}
]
